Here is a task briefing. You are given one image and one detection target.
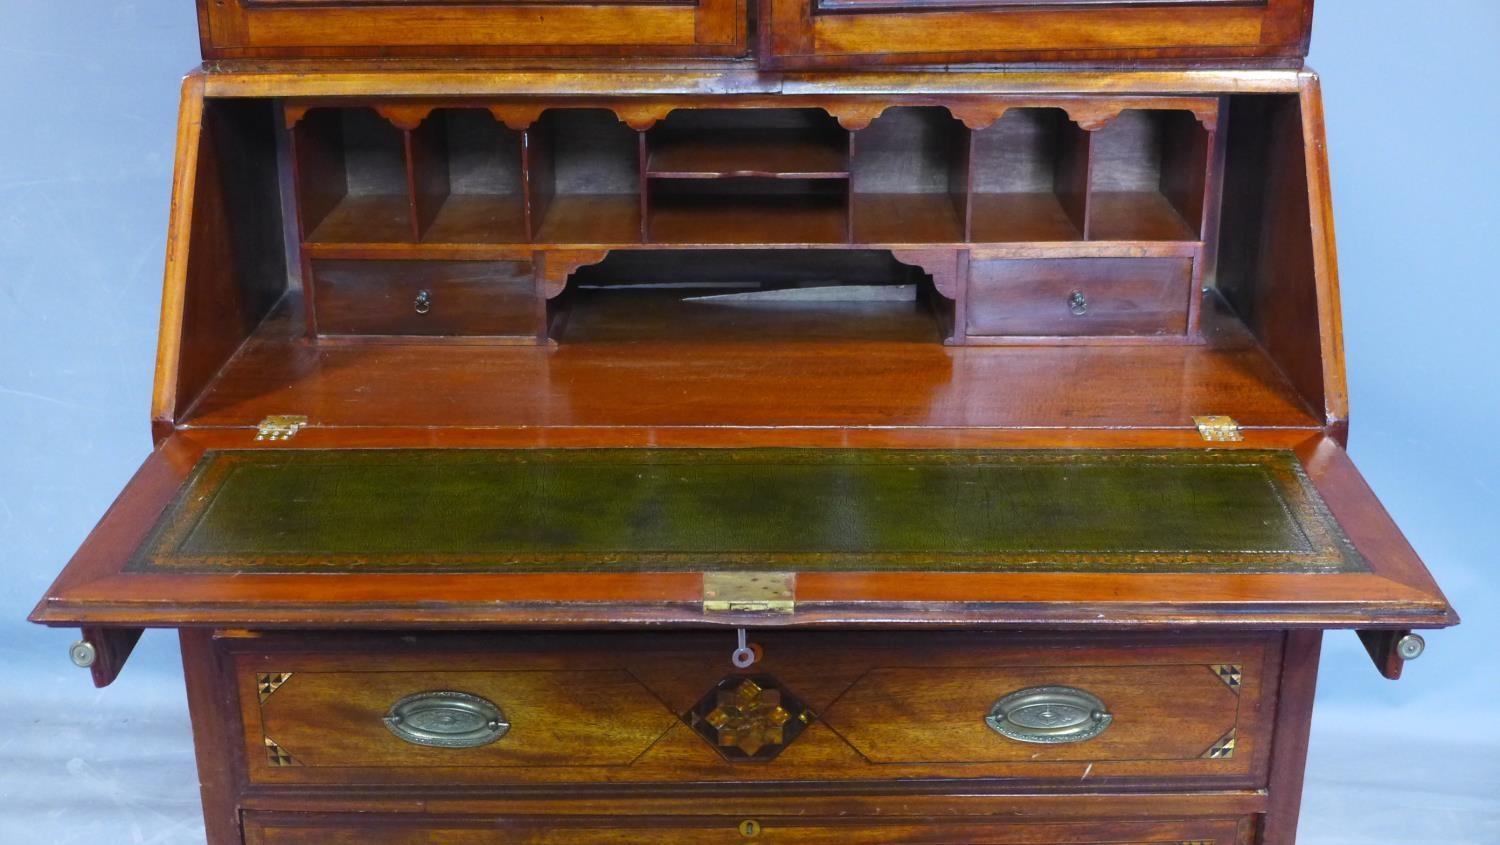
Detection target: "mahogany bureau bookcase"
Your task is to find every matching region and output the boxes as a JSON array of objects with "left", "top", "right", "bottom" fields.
[{"left": 32, "top": 1, "right": 1456, "bottom": 843}]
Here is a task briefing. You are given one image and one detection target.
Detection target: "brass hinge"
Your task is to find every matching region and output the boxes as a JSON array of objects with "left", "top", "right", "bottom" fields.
[
  {"left": 1193, "top": 415, "right": 1244, "bottom": 442},
  {"left": 256, "top": 415, "right": 308, "bottom": 441},
  {"left": 703, "top": 572, "right": 796, "bottom": 615}
]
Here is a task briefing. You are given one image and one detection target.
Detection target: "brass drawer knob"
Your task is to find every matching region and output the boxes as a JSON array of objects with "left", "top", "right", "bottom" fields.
[
  {"left": 986, "top": 685, "right": 1112, "bottom": 744},
  {"left": 383, "top": 691, "right": 509, "bottom": 748},
  {"left": 1068, "top": 289, "right": 1088, "bottom": 316},
  {"left": 413, "top": 289, "right": 432, "bottom": 314}
]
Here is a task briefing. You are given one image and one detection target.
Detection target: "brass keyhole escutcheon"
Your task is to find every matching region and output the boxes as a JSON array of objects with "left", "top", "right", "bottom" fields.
[{"left": 739, "top": 819, "right": 762, "bottom": 838}]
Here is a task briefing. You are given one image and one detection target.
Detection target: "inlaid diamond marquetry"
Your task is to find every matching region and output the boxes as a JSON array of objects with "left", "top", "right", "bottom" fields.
[
  {"left": 263, "top": 736, "right": 296, "bottom": 767},
  {"left": 1203, "top": 728, "right": 1237, "bottom": 759},
  {"left": 1210, "top": 664, "right": 1242, "bottom": 691},
  {"left": 257, "top": 672, "right": 293, "bottom": 702},
  {"left": 684, "top": 674, "right": 814, "bottom": 762}
]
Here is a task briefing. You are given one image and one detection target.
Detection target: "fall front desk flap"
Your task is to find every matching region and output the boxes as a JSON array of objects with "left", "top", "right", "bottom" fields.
[{"left": 33, "top": 445, "right": 1455, "bottom": 627}]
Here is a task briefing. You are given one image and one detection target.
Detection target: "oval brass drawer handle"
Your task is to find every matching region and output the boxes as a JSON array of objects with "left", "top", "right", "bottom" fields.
[
  {"left": 986, "top": 685, "right": 1112, "bottom": 745},
  {"left": 383, "top": 690, "right": 509, "bottom": 748}
]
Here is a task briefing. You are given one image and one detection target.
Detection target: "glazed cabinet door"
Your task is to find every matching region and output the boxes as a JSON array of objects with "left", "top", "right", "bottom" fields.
[
  {"left": 243, "top": 812, "right": 1248, "bottom": 843},
  {"left": 198, "top": 0, "right": 745, "bottom": 60},
  {"left": 760, "top": 0, "right": 1314, "bottom": 68}
]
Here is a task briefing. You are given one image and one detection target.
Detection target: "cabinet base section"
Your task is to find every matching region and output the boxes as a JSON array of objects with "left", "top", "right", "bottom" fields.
[
  {"left": 243, "top": 810, "right": 1254, "bottom": 844},
  {"left": 180, "top": 628, "right": 1321, "bottom": 845}
]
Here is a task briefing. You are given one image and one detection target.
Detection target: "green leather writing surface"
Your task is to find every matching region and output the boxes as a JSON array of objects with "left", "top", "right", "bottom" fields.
[{"left": 128, "top": 449, "right": 1366, "bottom": 574}]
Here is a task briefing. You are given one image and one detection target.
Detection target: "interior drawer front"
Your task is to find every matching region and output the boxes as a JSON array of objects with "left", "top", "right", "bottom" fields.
[
  {"left": 199, "top": 0, "right": 745, "bottom": 60},
  {"left": 243, "top": 812, "right": 1248, "bottom": 844},
  {"left": 235, "top": 631, "right": 1277, "bottom": 788},
  {"left": 762, "top": 0, "right": 1312, "bottom": 68},
  {"left": 967, "top": 256, "right": 1194, "bottom": 340},
  {"left": 311, "top": 259, "right": 536, "bottom": 338}
]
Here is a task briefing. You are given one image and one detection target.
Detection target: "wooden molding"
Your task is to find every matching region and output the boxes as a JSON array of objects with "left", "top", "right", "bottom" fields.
[
  {"left": 537, "top": 250, "right": 611, "bottom": 299},
  {"left": 891, "top": 249, "right": 962, "bottom": 300}
]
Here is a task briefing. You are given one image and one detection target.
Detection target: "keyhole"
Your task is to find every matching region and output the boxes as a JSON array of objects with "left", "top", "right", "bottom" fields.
[{"left": 739, "top": 819, "right": 762, "bottom": 838}]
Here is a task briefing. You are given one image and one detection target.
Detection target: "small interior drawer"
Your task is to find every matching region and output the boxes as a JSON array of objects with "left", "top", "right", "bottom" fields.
[
  {"left": 233, "top": 630, "right": 1277, "bottom": 789},
  {"left": 966, "top": 253, "right": 1196, "bottom": 342},
  {"left": 242, "top": 811, "right": 1249, "bottom": 844},
  {"left": 310, "top": 258, "right": 537, "bottom": 340}
]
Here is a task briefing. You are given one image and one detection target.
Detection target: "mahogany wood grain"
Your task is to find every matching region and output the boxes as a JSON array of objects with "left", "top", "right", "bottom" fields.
[
  {"left": 850, "top": 193, "right": 965, "bottom": 244},
  {"left": 242, "top": 811, "right": 1247, "bottom": 844},
  {"left": 760, "top": 0, "right": 1314, "bottom": 69},
  {"left": 154, "top": 88, "right": 288, "bottom": 436},
  {"left": 238, "top": 791, "right": 1268, "bottom": 821},
  {"left": 648, "top": 132, "right": 849, "bottom": 179},
  {"left": 150, "top": 75, "right": 208, "bottom": 440},
  {"left": 647, "top": 187, "right": 850, "bottom": 245},
  {"left": 174, "top": 289, "right": 1317, "bottom": 430},
  {"left": 966, "top": 255, "right": 1194, "bottom": 340},
  {"left": 199, "top": 0, "right": 747, "bottom": 60},
  {"left": 1356, "top": 629, "right": 1414, "bottom": 681},
  {"left": 1216, "top": 89, "right": 1334, "bottom": 429},
  {"left": 310, "top": 258, "right": 538, "bottom": 339},
  {"left": 35, "top": 7, "right": 1449, "bottom": 843},
  {"left": 182, "top": 629, "right": 247, "bottom": 845},
  {"left": 1260, "top": 630, "right": 1322, "bottom": 844},
  {"left": 232, "top": 631, "right": 1276, "bottom": 788},
  {"left": 79, "top": 626, "right": 143, "bottom": 689}
]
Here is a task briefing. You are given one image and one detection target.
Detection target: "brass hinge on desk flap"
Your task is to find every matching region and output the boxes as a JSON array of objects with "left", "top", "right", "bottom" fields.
[
  {"left": 256, "top": 415, "right": 308, "bottom": 441},
  {"left": 703, "top": 573, "right": 796, "bottom": 615},
  {"left": 1193, "top": 415, "right": 1244, "bottom": 442}
]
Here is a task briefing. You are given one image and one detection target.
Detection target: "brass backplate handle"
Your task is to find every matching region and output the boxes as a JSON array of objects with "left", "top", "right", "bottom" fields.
[
  {"left": 986, "top": 685, "right": 1113, "bottom": 744},
  {"left": 383, "top": 690, "right": 509, "bottom": 748}
]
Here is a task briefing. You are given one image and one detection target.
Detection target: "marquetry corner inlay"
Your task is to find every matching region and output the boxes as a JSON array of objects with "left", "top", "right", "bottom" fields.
[
  {"left": 263, "top": 736, "right": 297, "bottom": 767},
  {"left": 685, "top": 674, "right": 815, "bottom": 762},
  {"left": 257, "top": 672, "right": 293, "bottom": 703},
  {"left": 1209, "top": 664, "right": 1242, "bottom": 692},
  {"left": 1203, "top": 728, "right": 1237, "bottom": 760}
]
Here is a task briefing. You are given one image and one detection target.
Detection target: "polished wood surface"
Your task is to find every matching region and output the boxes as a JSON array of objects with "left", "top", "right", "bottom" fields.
[
  {"left": 174, "top": 290, "right": 1315, "bottom": 430},
  {"left": 39, "top": 8, "right": 1457, "bottom": 843},
  {"left": 277, "top": 96, "right": 1217, "bottom": 254},
  {"left": 967, "top": 255, "right": 1193, "bottom": 340},
  {"left": 310, "top": 257, "right": 537, "bottom": 338},
  {"left": 244, "top": 812, "right": 1248, "bottom": 844},
  {"left": 199, "top": 0, "right": 747, "bottom": 60},
  {"left": 761, "top": 0, "right": 1314, "bottom": 68},
  {"left": 233, "top": 631, "right": 1276, "bottom": 787}
]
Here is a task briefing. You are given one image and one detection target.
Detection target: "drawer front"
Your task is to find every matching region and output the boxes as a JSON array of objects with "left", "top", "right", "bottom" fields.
[
  {"left": 966, "top": 256, "right": 1195, "bottom": 341},
  {"left": 311, "top": 259, "right": 537, "bottom": 339},
  {"left": 199, "top": 0, "right": 744, "bottom": 60},
  {"left": 244, "top": 812, "right": 1248, "bottom": 844},
  {"left": 762, "top": 0, "right": 1312, "bottom": 68},
  {"left": 235, "top": 631, "right": 1277, "bottom": 788}
]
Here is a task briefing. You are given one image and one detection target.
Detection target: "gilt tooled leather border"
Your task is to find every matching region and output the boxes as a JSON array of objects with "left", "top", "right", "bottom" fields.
[{"left": 124, "top": 448, "right": 1369, "bottom": 575}]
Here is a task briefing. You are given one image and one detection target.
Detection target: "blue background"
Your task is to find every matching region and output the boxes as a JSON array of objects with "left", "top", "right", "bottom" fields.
[{"left": 1, "top": 2, "right": 1495, "bottom": 841}]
